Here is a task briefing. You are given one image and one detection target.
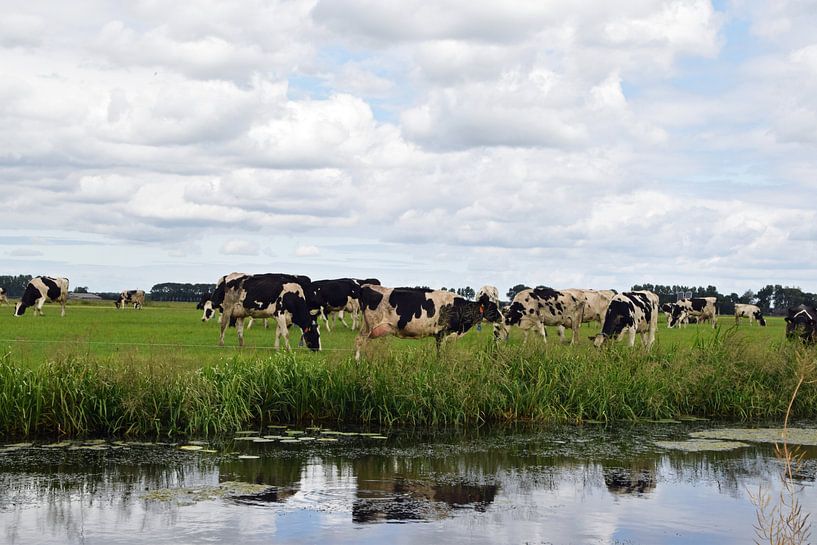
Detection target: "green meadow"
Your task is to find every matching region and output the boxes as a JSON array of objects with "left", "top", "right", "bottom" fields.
[{"left": 0, "top": 299, "right": 815, "bottom": 437}]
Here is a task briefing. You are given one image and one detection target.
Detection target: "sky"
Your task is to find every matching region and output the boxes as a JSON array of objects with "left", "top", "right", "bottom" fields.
[{"left": 1, "top": 0, "right": 816, "bottom": 296}]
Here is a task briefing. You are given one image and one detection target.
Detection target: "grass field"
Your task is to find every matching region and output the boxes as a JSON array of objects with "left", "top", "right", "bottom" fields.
[{"left": 0, "top": 299, "right": 815, "bottom": 437}]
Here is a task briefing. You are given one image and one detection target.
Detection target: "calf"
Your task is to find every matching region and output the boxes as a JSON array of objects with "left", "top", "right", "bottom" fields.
[
  {"left": 734, "top": 303, "right": 766, "bottom": 326},
  {"left": 668, "top": 297, "right": 718, "bottom": 328},
  {"left": 218, "top": 273, "right": 320, "bottom": 350},
  {"left": 115, "top": 289, "right": 145, "bottom": 309},
  {"left": 502, "top": 287, "right": 584, "bottom": 344},
  {"left": 785, "top": 305, "right": 817, "bottom": 344},
  {"left": 354, "top": 285, "right": 501, "bottom": 360},
  {"left": 0, "top": 287, "right": 6, "bottom": 306},
  {"left": 590, "top": 291, "right": 658, "bottom": 348},
  {"left": 14, "top": 276, "right": 69, "bottom": 317}
]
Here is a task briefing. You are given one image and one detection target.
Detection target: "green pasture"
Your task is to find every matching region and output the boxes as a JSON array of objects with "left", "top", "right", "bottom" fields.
[
  {"left": 1, "top": 298, "right": 814, "bottom": 437},
  {"left": 0, "top": 298, "right": 790, "bottom": 368}
]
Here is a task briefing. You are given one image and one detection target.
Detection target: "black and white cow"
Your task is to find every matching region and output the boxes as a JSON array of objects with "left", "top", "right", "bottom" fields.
[
  {"left": 0, "top": 287, "right": 7, "bottom": 306},
  {"left": 734, "top": 303, "right": 766, "bottom": 326},
  {"left": 200, "top": 273, "right": 268, "bottom": 329},
  {"left": 354, "top": 285, "right": 502, "bottom": 360},
  {"left": 561, "top": 288, "right": 616, "bottom": 326},
  {"left": 218, "top": 273, "right": 321, "bottom": 350},
  {"left": 502, "top": 287, "right": 584, "bottom": 344},
  {"left": 785, "top": 304, "right": 817, "bottom": 344},
  {"left": 668, "top": 297, "right": 718, "bottom": 328},
  {"left": 590, "top": 291, "right": 659, "bottom": 348},
  {"left": 115, "top": 289, "right": 145, "bottom": 309},
  {"left": 311, "top": 278, "right": 365, "bottom": 331},
  {"left": 660, "top": 303, "right": 676, "bottom": 328},
  {"left": 14, "top": 276, "right": 69, "bottom": 317}
]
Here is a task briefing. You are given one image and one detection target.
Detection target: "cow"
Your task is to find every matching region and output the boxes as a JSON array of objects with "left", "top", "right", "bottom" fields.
[
  {"left": 784, "top": 304, "right": 817, "bottom": 344},
  {"left": 734, "top": 303, "right": 766, "bottom": 326},
  {"left": 200, "top": 274, "right": 269, "bottom": 329},
  {"left": 668, "top": 297, "right": 718, "bottom": 328},
  {"left": 660, "top": 303, "right": 676, "bottom": 328},
  {"left": 0, "top": 287, "right": 7, "bottom": 306},
  {"left": 475, "top": 285, "right": 502, "bottom": 336},
  {"left": 14, "top": 276, "right": 69, "bottom": 317},
  {"left": 115, "top": 289, "right": 145, "bottom": 309},
  {"left": 354, "top": 285, "right": 502, "bottom": 360},
  {"left": 501, "top": 287, "right": 584, "bottom": 344},
  {"left": 218, "top": 273, "right": 321, "bottom": 351},
  {"left": 561, "top": 289, "right": 616, "bottom": 326},
  {"left": 311, "top": 278, "right": 365, "bottom": 331},
  {"left": 590, "top": 291, "right": 659, "bottom": 348}
]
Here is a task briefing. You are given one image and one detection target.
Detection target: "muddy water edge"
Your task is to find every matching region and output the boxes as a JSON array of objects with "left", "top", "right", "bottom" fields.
[{"left": 1, "top": 422, "right": 816, "bottom": 545}]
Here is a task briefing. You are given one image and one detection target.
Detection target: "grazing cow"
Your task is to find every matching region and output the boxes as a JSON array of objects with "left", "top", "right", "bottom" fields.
[
  {"left": 218, "top": 273, "right": 320, "bottom": 350},
  {"left": 590, "top": 291, "right": 659, "bottom": 348},
  {"left": 201, "top": 274, "right": 269, "bottom": 329},
  {"left": 14, "top": 276, "right": 69, "bottom": 317},
  {"left": 561, "top": 289, "right": 616, "bottom": 326},
  {"left": 734, "top": 303, "right": 766, "bottom": 326},
  {"left": 0, "top": 287, "right": 6, "bottom": 305},
  {"left": 354, "top": 285, "right": 502, "bottom": 360},
  {"left": 115, "top": 289, "right": 145, "bottom": 309},
  {"left": 502, "top": 287, "right": 584, "bottom": 344},
  {"left": 311, "top": 278, "right": 365, "bottom": 331},
  {"left": 660, "top": 303, "right": 676, "bottom": 328},
  {"left": 784, "top": 305, "right": 817, "bottom": 344},
  {"left": 668, "top": 297, "right": 718, "bottom": 328}
]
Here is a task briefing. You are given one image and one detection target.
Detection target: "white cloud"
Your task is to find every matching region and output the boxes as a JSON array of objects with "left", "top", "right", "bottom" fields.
[
  {"left": 221, "top": 239, "right": 259, "bottom": 255},
  {"left": 295, "top": 244, "right": 320, "bottom": 257}
]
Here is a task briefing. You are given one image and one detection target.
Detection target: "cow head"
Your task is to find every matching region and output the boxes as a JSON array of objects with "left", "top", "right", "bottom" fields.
[
  {"left": 785, "top": 306, "right": 816, "bottom": 343},
  {"left": 477, "top": 294, "right": 502, "bottom": 323},
  {"left": 754, "top": 310, "right": 767, "bottom": 327},
  {"left": 301, "top": 320, "right": 321, "bottom": 351},
  {"left": 590, "top": 333, "right": 607, "bottom": 348},
  {"left": 114, "top": 298, "right": 123, "bottom": 309},
  {"left": 668, "top": 305, "right": 687, "bottom": 328},
  {"left": 13, "top": 302, "right": 27, "bottom": 317}
]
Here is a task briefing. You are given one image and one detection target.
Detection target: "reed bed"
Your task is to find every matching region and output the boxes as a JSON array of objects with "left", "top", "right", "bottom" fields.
[{"left": 1, "top": 328, "right": 815, "bottom": 438}]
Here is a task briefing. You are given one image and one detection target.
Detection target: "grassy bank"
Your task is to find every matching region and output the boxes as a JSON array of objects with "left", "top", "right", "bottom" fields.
[{"left": 1, "top": 326, "right": 815, "bottom": 437}]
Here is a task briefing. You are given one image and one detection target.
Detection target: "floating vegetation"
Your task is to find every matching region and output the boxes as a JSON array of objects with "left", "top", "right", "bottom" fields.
[
  {"left": 280, "top": 439, "right": 299, "bottom": 444},
  {"left": 41, "top": 441, "right": 73, "bottom": 448},
  {"left": 179, "top": 445, "right": 204, "bottom": 451},
  {"left": 234, "top": 436, "right": 259, "bottom": 441},
  {"left": 690, "top": 428, "right": 817, "bottom": 446},
  {"left": 143, "top": 481, "right": 272, "bottom": 505},
  {"left": 677, "top": 416, "right": 710, "bottom": 422},
  {"left": 654, "top": 439, "right": 750, "bottom": 452},
  {"left": 647, "top": 419, "right": 682, "bottom": 424},
  {"left": 237, "top": 455, "right": 260, "bottom": 460},
  {"left": 285, "top": 430, "right": 304, "bottom": 436}
]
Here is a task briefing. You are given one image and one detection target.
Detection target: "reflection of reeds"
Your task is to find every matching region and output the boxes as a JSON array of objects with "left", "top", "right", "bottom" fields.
[{"left": 751, "top": 349, "right": 814, "bottom": 545}]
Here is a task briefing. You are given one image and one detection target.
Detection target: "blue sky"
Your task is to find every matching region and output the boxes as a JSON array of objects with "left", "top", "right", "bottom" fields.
[{"left": 1, "top": 1, "right": 816, "bottom": 296}]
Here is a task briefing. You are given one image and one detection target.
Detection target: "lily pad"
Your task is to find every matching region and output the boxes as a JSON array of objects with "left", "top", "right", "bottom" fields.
[
  {"left": 179, "top": 445, "right": 204, "bottom": 451},
  {"left": 654, "top": 439, "right": 750, "bottom": 452},
  {"left": 237, "top": 455, "right": 260, "bottom": 460},
  {"left": 234, "top": 436, "right": 260, "bottom": 441},
  {"left": 690, "top": 428, "right": 817, "bottom": 446}
]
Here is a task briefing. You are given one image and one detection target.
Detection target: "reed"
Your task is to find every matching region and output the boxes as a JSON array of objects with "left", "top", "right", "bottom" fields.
[{"left": 1, "top": 330, "right": 815, "bottom": 438}]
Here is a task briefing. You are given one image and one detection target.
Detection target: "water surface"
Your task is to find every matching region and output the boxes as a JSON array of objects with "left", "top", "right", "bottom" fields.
[{"left": 1, "top": 424, "right": 815, "bottom": 544}]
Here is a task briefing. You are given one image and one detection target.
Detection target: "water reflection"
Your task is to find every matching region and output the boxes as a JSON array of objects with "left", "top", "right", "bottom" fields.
[{"left": 0, "top": 425, "right": 815, "bottom": 545}]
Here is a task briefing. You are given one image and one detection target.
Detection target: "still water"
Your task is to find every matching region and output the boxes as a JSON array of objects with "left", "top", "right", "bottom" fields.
[{"left": 1, "top": 424, "right": 815, "bottom": 545}]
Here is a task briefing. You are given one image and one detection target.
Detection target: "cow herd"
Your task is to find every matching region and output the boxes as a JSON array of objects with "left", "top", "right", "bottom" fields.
[{"left": 8, "top": 275, "right": 817, "bottom": 351}]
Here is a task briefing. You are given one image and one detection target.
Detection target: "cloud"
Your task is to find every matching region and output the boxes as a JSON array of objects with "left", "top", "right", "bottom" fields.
[
  {"left": 8, "top": 248, "right": 44, "bottom": 257},
  {"left": 220, "top": 239, "right": 259, "bottom": 255},
  {"left": 295, "top": 244, "right": 320, "bottom": 257}
]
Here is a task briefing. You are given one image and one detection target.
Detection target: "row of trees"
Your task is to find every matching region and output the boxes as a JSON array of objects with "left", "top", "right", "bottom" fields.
[
  {"left": 630, "top": 284, "right": 817, "bottom": 315},
  {"left": 148, "top": 283, "right": 215, "bottom": 302}
]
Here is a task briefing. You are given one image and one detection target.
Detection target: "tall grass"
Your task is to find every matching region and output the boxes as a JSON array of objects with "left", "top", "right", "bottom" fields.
[{"left": 1, "top": 329, "right": 816, "bottom": 438}]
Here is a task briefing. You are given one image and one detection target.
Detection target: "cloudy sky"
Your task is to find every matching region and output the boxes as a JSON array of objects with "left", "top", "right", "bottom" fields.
[{"left": 2, "top": 0, "right": 816, "bottom": 295}]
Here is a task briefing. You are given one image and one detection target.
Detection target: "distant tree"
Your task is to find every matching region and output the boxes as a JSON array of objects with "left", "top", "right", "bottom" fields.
[
  {"left": 0, "top": 274, "right": 33, "bottom": 298},
  {"left": 756, "top": 285, "right": 774, "bottom": 314},
  {"left": 506, "top": 284, "right": 530, "bottom": 300},
  {"left": 149, "top": 282, "right": 215, "bottom": 302},
  {"left": 739, "top": 290, "right": 756, "bottom": 304},
  {"left": 74, "top": 286, "right": 89, "bottom": 294},
  {"left": 456, "top": 286, "right": 475, "bottom": 300}
]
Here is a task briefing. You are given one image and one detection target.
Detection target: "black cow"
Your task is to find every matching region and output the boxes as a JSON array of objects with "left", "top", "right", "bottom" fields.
[
  {"left": 14, "top": 276, "right": 69, "bottom": 317},
  {"left": 218, "top": 273, "right": 320, "bottom": 350},
  {"left": 354, "top": 285, "right": 501, "bottom": 360},
  {"left": 590, "top": 291, "right": 659, "bottom": 348},
  {"left": 785, "top": 305, "right": 817, "bottom": 344},
  {"left": 312, "top": 278, "right": 365, "bottom": 331}
]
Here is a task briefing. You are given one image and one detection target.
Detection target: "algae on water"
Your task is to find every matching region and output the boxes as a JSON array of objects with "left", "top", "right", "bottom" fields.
[
  {"left": 689, "top": 428, "right": 817, "bottom": 446},
  {"left": 654, "top": 439, "right": 750, "bottom": 452}
]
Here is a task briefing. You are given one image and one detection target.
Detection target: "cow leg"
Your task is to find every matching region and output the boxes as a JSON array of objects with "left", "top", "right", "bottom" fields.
[
  {"left": 354, "top": 333, "right": 368, "bottom": 361},
  {"left": 338, "top": 309, "right": 351, "bottom": 329},
  {"left": 218, "top": 310, "right": 231, "bottom": 346},
  {"left": 321, "top": 308, "right": 332, "bottom": 332},
  {"left": 246, "top": 317, "right": 254, "bottom": 330},
  {"left": 275, "top": 315, "right": 290, "bottom": 351},
  {"left": 538, "top": 322, "right": 547, "bottom": 343},
  {"left": 557, "top": 325, "right": 566, "bottom": 343},
  {"left": 36, "top": 298, "right": 45, "bottom": 316},
  {"left": 60, "top": 300, "right": 66, "bottom": 317},
  {"left": 236, "top": 317, "right": 245, "bottom": 347},
  {"left": 627, "top": 328, "right": 637, "bottom": 347}
]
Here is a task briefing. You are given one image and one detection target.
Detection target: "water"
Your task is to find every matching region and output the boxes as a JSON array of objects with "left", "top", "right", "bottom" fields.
[{"left": 1, "top": 424, "right": 815, "bottom": 545}]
